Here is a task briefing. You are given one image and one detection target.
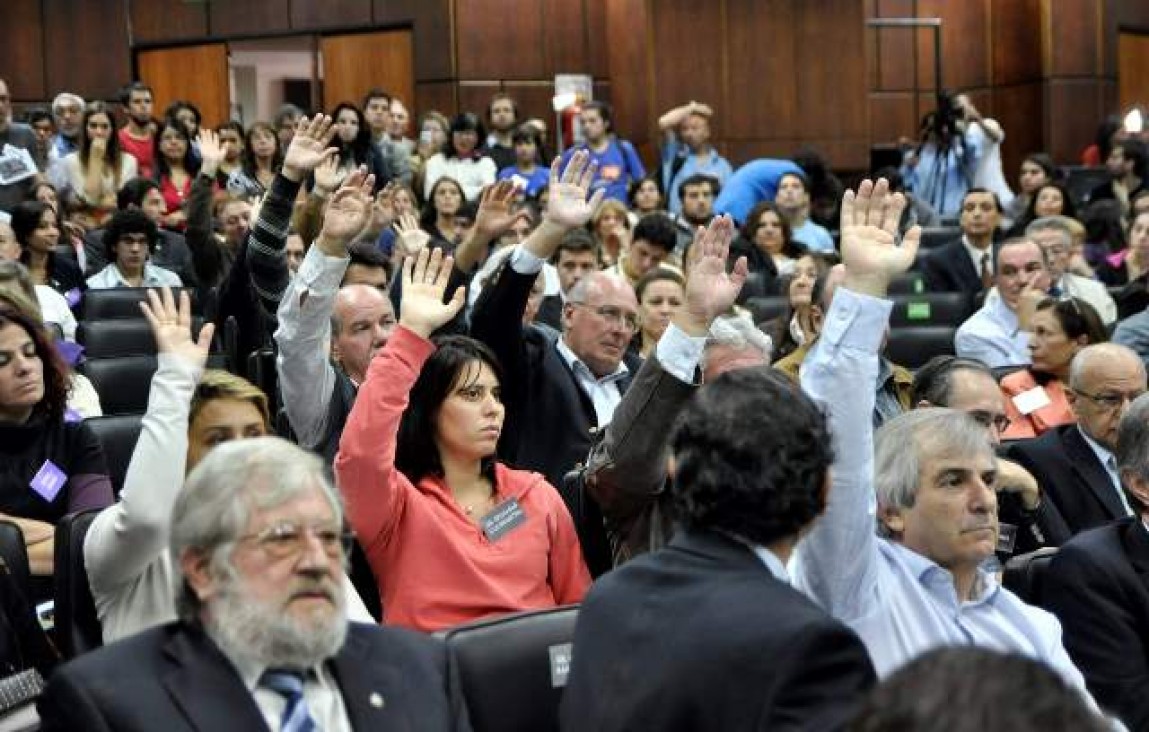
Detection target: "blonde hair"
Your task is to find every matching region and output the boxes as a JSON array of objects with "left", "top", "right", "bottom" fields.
[{"left": 189, "top": 369, "right": 271, "bottom": 432}]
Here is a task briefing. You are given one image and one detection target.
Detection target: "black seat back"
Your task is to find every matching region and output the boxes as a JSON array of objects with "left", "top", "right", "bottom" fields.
[
  {"left": 743, "top": 296, "right": 789, "bottom": 326},
  {"left": 53, "top": 510, "right": 103, "bottom": 659},
  {"left": 0, "top": 521, "right": 31, "bottom": 603},
  {"left": 83, "top": 415, "right": 144, "bottom": 497},
  {"left": 1002, "top": 547, "right": 1058, "bottom": 607},
  {"left": 889, "top": 292, "right": 974, "bottom": 328},
  {"left": 443, "top": 605, "right": 580, "bottom": 732},
  {"left": 80, "top": 287, "right": 199, "bottom": 320},
  {"left": 885, "top": 326, "right": 957, "bottom": 369},
  {"left": 919, "top": 226, "right": 960, "bottom": 251},
  {"left": 78, "top": 356, "right": 157, "bottom": 415}
]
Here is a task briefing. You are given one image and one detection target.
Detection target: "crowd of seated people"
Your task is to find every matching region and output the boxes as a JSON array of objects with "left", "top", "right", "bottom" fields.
[{"left": 5, "top": 69, "right": 1149, "bottom": 730}]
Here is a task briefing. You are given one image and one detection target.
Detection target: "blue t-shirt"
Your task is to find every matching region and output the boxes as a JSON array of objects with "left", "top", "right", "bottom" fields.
[
  {"left": 790, "top": 219, "right": 836, "bottom": 254},
  {"left": 497, "top": 165, "right": 550, "bottom": 197},
  {"left": 560, "top": 138, "right": 646, "bottom": 202},
  {"left": 713, "top": 159, "right": 803, "bottom": 225}
]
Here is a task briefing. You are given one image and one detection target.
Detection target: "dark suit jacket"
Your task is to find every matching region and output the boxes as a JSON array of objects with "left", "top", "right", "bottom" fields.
[
  {"left": 37, "top": 621, "right": 470, "bottom": 732},
  {"left": 535, "top": 293, "right": 563, "bottom": 331},
  {"left": 920, "top": 237, "right": 984, "bottom": 294},
  {"left": 471, "top": 261, "right": 641, "bottom": 576},
  {"left": 1044, "top": 518, "right": 1149, "bottom": 730},
  {"left": 1006, "top": 424, "right": 1129, "bottom": 538},
  {"left": 559, "top": 532, "right": 876, "bottom": 732}
]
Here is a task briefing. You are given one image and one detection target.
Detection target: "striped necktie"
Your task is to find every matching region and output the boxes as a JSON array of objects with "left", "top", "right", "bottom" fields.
[{"left": 259, "top": 668, "right": 317, "bottom": 732}]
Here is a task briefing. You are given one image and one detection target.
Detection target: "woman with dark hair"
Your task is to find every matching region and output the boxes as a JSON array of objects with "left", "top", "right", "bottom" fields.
[
  {"left": 10, "top": 201, "right": 85, "bottom": 296},
  {"left": 628, "top": 175, "right": 665, "bottom": 221},
  {"left": 152, "top": 117, "right": 199, "bottom": 231},
  {"left": 423, "top": 112, "right": 497, "bottom": 201},
  {"left": 730, "top": 200, "right": 804, "bottom": 278},
  {"left": 211, "top": 120, "right": 245, "bottom": 188},
  {"left": 335, "top": 247, "right": 590, "bottom": 632},
  {"left": 1008, "top": 181, "right": 1077, "bottom": 238},
  {"left": 58, "top": 102, "right": 138, "bottom": 226},
  {"left": 330, "top": 102, "right": 386, "bottom": 192},
  {"left": 632, "top": 267, "right": 685, "bottom": 359},
  {"left": 1005, "top": 153, "right": 1056, "bottom": 224},
  {"left": 419, "top": 176, "right": 467, "bottom": 249},
  {"left": 999, "top": 296, "right": 1107, "bottom": 440},
  {"left": 227, "top": 120, "right": 282, "bottom": 199},
  {"left": 1098, "top": 207, "right": 1148, "bottom": 286},
  {"left": 762, "top": 253, "right": 833, "bottom": 363},
  {"left": 0, "top": 305, "right": 113, "bottom": 576},
  {"left": 1081, "top": 115, "right": 1124, "bottom": 167}
]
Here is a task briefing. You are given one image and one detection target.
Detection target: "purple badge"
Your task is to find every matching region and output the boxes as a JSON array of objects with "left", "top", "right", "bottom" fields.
[
  {"left": 29, "top": 460, "right": 66, "bottom": 502},
  {"left": 64, "top": 288, "right": 81, "bottom": 309},
  {"left": 63, "top": 407, "right": 82, "bottom": 423},
  {"left": 55, "top": 340, "right": 84, "bottom": 367}
]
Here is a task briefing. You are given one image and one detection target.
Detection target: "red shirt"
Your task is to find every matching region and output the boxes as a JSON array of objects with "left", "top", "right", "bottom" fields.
[
  {"left": 117, "top": 127, "right": 154, "bottom": 180},
  {"left": 335, "top": 326, "right": 590, "bottom": 632}
]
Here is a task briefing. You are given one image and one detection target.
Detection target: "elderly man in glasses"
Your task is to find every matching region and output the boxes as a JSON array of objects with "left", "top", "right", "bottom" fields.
[
  {"left": 1026, "top": 216, "right": 1116, "bottom": 325},
  {"left": 38, "top": 437, "right": 470, "bottom": 732}
]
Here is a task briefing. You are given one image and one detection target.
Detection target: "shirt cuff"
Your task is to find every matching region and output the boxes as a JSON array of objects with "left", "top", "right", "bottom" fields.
[
  {"left": 297, "top": 245, "right": 350, "bottom": 295},
  {"left": 509, "top": 245, "right": 545, "bottom": 275},
  {"left": 655, "top": 322, "right": 706, "bottom": 383},
  {"left": 820, "top": 287, "right": 893, "bottom": 353}
]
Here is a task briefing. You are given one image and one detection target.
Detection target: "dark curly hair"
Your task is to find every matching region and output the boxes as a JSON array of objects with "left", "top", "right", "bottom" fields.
[
  {"left": 670, "top": 367, "right": 832, "bottom": 545},
  {"left": 0, "top": 306, "right": 70, "bottom": 423},
  {"left": 396, "top": 335, "right": 505, "bottom": 484},
  {"left": 102, "top": 208, "right": 159, "bottom": 259}
]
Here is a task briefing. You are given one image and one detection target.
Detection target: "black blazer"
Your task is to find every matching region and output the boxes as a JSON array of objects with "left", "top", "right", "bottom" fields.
[
  {"left": 1044, "top": 518, "right": 1149, "bottom": 730},
  {"left": 559, "top": 532, "right": 876, "bottom": 732},
  {"left": 920, "top": 237, "right": 983, "bottom": 294},
  {"left": 36, "top": 621, "right": 471, "bottom": 732},
  {"left": 1006, "top": 424, "right": 1130, "bottom": 539}
]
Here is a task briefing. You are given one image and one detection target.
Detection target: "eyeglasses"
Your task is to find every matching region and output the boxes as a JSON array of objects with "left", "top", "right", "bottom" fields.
[
  {"left": 568, "top": 302, "right": 639, "bottom": 332},
  {"left": 1073, "top": 389, "right": 1146, "bottom": 411},
  {"left": 236, "top": 521, "right": 353, "bottom": 560},
  {"left": 967, "top": 410, "right": 1011, "bottom": 434}
]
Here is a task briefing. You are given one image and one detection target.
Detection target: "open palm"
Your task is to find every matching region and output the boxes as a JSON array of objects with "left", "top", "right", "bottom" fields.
[
  {"left": 683, "top": 215, "right": 747, "bottom": 323},
  {"left": 140, "top": 287, "right": 214, "bottom": 368},
  {"left": 320, "top": 169, "right": 374, "bottom": 243},
  {"left": 839, "top": 179, "right": 920, "bottom": 289},
  {"left": 545, "top": 151, "right": 605, "bottom": 229},
  {"left": 399, "top": 248, "right": 465, "bottom": 338},
  {"left": 283, "top": 115, "right": 338, "bottom": 174}
]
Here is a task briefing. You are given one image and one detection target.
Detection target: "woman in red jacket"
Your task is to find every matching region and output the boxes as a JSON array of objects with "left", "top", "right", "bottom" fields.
[{"left": 335, "top": 246, "right": 590, "bottom": 632}]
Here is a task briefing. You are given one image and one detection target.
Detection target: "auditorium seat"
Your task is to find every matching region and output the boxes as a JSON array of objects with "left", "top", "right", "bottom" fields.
[
  {"left": 53, "top": 510, "right": 103, "bottom": 659},
  {"left": 84, "top": 415, "right": 143, "bottom": 497},
  {"left": 80, "top": 354, "right": 228, "bottom": 415},
  {"left": 1002, "top": 547, "right": 1058, "bottom": 607},
  {"left": 885, "top": 326, "right": 957, "bottom": 369},
  {"left": 443, "top": 605, "right": 580, "bottom": 732},
  {"left": 0, "top": 521, "right": 31, "bottom": 607},
  {"left": 80, "top": 287, "right": 199, "bottom": 320},
  {"left": 77, "top": 318, "right": 207, "bottom": 359},
  {"left": 918, "top": 226, "right": 960, "bottom": 251},
  {"left": 889, "top": 292, "right": 974, "bottom": 328},
  {"left": 1061, "top": 166, "right": 1108, "bottom": 208},
  {"left": 887, "top": 272, "right": 926, "bottom": 295},
  {"left": 744, "top": 296, "right": 789, "bottom": 326}
]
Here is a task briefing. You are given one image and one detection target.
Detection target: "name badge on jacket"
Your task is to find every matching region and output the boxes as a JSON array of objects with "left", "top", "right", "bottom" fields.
[{"left": 481, "top": 498, "right": 527, "bottom": 542}]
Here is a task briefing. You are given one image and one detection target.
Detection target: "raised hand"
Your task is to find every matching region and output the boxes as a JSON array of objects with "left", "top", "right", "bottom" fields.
[
  {"left": 677, "top": 215, "right": 747, "bottom": 335},
  {"left": 282, "top": 115, "right": 338, "bottom": 182},
  {"left": 399, "top": 247, "right": 466, "bottom": 339},
  {"left": 473, "top": 179, "right": 524, "bottom": 241},
  {"left": 365, "top": 182, "right": 397, "bottom": 235},
  {"left": 313, "top": 152, "right": 345, "bottom": 195},
  {"left": 197, "top": 129, "right": 226, "bottom": 178},
  {"left": 140, "top": 287, "right": 214, "bottom": 368},
  {"left": 839, "top": 178, "right": 921, "bottom": 298},
  {"left": 393, "top": 213, "right": 430, "bottom": 258},
  {"left": 319, "top": 167, "right": 375, "bottom": 248},
  {"left": 544, "top": 151, "right": 605, "bottom": 230}
]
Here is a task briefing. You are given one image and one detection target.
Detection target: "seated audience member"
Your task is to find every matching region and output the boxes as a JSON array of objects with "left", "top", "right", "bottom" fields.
[
  {"left": 629, "top": 176, "right": 664, "bottom": 220},
  {"left": 875, "top": 166, "right": 940, "bottom": 234},
  {"left": 920, "top": 188, "right": 1001, "bottom": 295},
  {"left": 364, "top": 89, "right": 410, "bottom": 188},
  {"left": 1007, "top": 181, "right": 1077, "bottom": 239},
  {"left": 40, "top": 437, "right": 470, "bottom": 732},
  {"left": 0, "top": 77, "right": 39, "bottom": 213},
  {"left": 81, "top": 177, "right": 196, "bottom": 283},
  {"left": 481, "top": 92, "right": 518, "bottom": 173},
  {"left": 210, "top": 120, "right": 245, "bottom": 188},
  {"left": 117, "top": 82, "right": 154, "bottom": 180},
  {"left": 0, "top": 305, "right": 112, "bottom": 575},
  {"left": 669, "top": 173, "right": 719, "bottom": 258},
  {"left": 284, "top": 231, "right": 305, "bottom": 278},
  {"left": 631, "top": 267, "right": 685, "bottom": 359},
  {"left": 1044, "top": 393, "right": 1149, "bottom": 730},
  {"left": 561, "top": 370, "right": 875, "bottom": 731},
  {"left": 775, "top": 171, "right": 836, "bottom": 254},
  {"left": 470, "top": 153, "right": 640, "bottom": 575},
  {"left": 273, "top": 103, "right": 303, "bottom": 150},
  {"left": 10, "top": 201, "right": 85, "bottom": 297},
  {"left": 730, "top": 200, "right": 802, "bottom": 279},
  {"left": 850, "top": 648, "right": 1110, "bottom": 732},
  {"left": 495, "top": 125, "right": 548, "bottom": 198},
  {"left": 1004, "top": 153, "right": 1057, "bottom": 226},
  {"left": 227, "top": 121, "right": 282, "bottom": 200},
  {"left": 762, "top": 252, "right": 831, "bottom": 362},
  {"left": 537, "top": 229, "right": 598, "bottom": 329},
  {"left": 423, "top": 112, "right": 497, "bottom": 201},
  {"left": 559, "top": 101, "right": 645, "bottom": 203},
  {"left": 955, "top": 237, "right": 1051, "bottom": 368},
  {"left": 58, "top": 102, "right": 138, "bottom": 227},
  {"left": 657, "top": 100, "right": 733, "bottom": 215},
  {"left": 152, "top": 117, "right": 198, "bottom": 231},
  {"left": 911, "top": 355, "right": 1067, "bottom": 557},
  {"left": 999, "top": 297, "right": 1107, "bottom": 440},
  {"left": 1089, "top": 137, "right": 1146, "bottom": 213},
  {"left": 335, "top": 247, "right": 590, "bottom": 632},
  {"left": 84, "top": 289, "right": 370, "bottom": 644},
  {"left": 584, "top": 219, "right": 775, "bottom": 566},
  {"left": 0, "top": 256, "right": 76, "bottom": 342},
  {"left": 421, "top": 176, "right": 469, "bottom": 250},
  {"left": 86, "top": 210, "right": 182, "bottom": 289},
  {"left": 611, "top": 212, "right": 678, "bottom": 287},
  {"left": 329, "top": 101, "right": 388, "bottom": 193},
  {"left": 794, "top": 179, "right": 1092, "bottom": 693},
  {"left": 1100, "top": 209, "right": 1149, "bottom": 287},
  {"left": 1027, "top": 216, "right": 1116, "bottom": 323},
  {"left": 589, "top": 198, "right": 630, "bottom": 267},
  {"left": 1006, "top": 343, "right": 1147, "bottom": 539},
  {"left": 712, "top": 157, "right": 803, "bottom": 225}
]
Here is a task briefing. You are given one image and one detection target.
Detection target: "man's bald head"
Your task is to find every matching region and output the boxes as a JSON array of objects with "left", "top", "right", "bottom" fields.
[
  {"left": 331, "top": 284, "right": 397, "bottom": 384},
  {"left": 1068, "top": 343, "right": 1148, "bottom": 450},
  {"left": 563, "top": 271, "right": 640, "bottom": 377}
]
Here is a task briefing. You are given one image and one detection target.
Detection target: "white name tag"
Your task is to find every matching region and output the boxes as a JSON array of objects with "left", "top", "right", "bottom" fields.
[{"left": 1012, "top": 386, "right": 1052, "bottom": 415}]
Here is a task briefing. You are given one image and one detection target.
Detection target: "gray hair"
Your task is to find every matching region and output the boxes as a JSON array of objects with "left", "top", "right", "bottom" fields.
[
  {"left": 874, "top": 408, "right": 994, "bottom": 535},
  {"left": 702, "top": 313, "right": 773, "bottom": 364},
  {"left": 1117, "top": 393, "right": 1149, "bottom": 488},
  {"left": 1069, "top": 343, "right": 1145, "bottom": 391},
  {"left": 1025, "top": 217, "right": 1073, "bottom": 249},
  {"left": 51, "top": 92, "right": 84, "bottom": 114},
  {"left": 171, "top": 436, "right": 343, "bottom": 621}
]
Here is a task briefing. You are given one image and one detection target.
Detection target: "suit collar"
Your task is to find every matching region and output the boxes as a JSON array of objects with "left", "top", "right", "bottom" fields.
[
  {"left": 161, "top": 624, "right": 270, "bottom": 732},
  {"left": 1062, "top": 425, "right": 1128, "bottom": 520},
  {"left": 670, "top": 530, "right": 776, "bottom": 573},
  {"left": 1121, "top": 518, "right": 1149, "bottom": 578}
]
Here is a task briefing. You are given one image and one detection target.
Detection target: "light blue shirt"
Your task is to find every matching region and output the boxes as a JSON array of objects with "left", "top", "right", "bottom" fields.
[
  {"left": 899, "top": 130, "right": 984, "bottom": 217},
  {"left": 86, "top": 262, "right": 182, "bottom": 290},
  {"left": 1077, "top": 426, "right": 1134, "bottom": 517},
  {"left": 794, "top": 287, "right": 1090, "bottom": 692},
  {"left": 790, "top": 219, "right": 836, "bottom": 254},
  {"left": 661, "top": 136, "right": 734, "bottom": 214},
  {"left": 954, "top": 295, "right": 1031, "bottom": 368}
]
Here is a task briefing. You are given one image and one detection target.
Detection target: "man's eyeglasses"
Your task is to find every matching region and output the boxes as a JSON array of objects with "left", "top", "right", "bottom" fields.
[
  {"left": 1073, "top": 389, "right": 1146, "bottom": 411},
  {"left": 569, "top": 302, "right": 639, "bottom": 332},
  {"left": 967, "top": 410, "right": 1011, "bottom": 434},
  {"left": 237, "top": 522, "right": 354, "bottom": 559}
]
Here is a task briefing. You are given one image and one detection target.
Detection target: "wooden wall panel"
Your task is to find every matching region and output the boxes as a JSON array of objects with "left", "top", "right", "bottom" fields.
[
  {"left": 456, "top": 83, "right": 500, "bottom": 122},
  {"left": 137, "top": 44, "right": 230, "bottom": 128},
  {"left": 209, "top": 0, "right": 291, "bottom": 37},
  {"left": 651, "top": 0, "right": 725, "bottom": 138},
  {"left": 543, "top": 0, "right": 590, "bottom": 76},
  {"left": 992, "top": 0, "right": 1042, "bottom": 84},
  {"left": 414, "top": 81, "right": 457, "bottom": 121},
  {"left": 0, "top": 0, "right": 46, "bottom": 100},
  {"left": 291, "top": 0, "right": 372, "bottom": 29},
  {"left": 502, "top": 83, "right": 556, "bottom": 133},
  {"left": 456, "top": 0, "right": 545, "bottom": 80},
  {"left": 917, "top": 0, "right": 990, "bottom": 90},
  {"left": 1119, "top": 32, "right": 1149, "bottom": 111},
  {"left": 585, "top": 0, "right": 609, "bottom": 79},
  {"left": 375, "top": 0, "right": 454, "bottom": 81},
  {"left": 725, "top": 0, "right": 797, "bottom": 141},
  {"left": 604, "top": 0, "right": 651, "bottom": 156},
  {"left": 869, "top": 94, "right": 918, "bottom": 145},
  {"left": 992, "top": 82, "right": 1043, "bottom": 180},
  {"left": 1045, "top": 0, "right": 1101, "bottom": 77},
  {"left": 129, "top": 0, "right": 208, "bottom": 44},
  {"left": 796, "top": 0, "right": 867, "bottom": 152},
  {"left": 871, "top": 0, "right": 919, "bottom": 93},
  {"left": 320, "top": 30, "right": 414, "bottom": 114},
  {"left": 43, "top": 0, "right": 131, "bottom": 100},
  {"left": 1116, "top": 0, "right": 1149, "bottom": 30},
  {"left": 1047, "top": 79, "right": 1106, "bottom": 164}
]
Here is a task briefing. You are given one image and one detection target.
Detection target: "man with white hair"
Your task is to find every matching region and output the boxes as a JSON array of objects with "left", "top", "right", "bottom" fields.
[
  {"left": 36, "top": 438, "right": 470, "bottom": 731},
  {"left": 47, "top": 92, "right": 84, "bottom": 166},
  {"left": 1027, "top": 216, "right": 1116, "bottom": 324}
]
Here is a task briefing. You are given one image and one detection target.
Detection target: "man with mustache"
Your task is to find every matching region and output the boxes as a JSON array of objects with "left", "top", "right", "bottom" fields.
[{"left": 38, "top": 437, "right": 470, "bottom": 731}]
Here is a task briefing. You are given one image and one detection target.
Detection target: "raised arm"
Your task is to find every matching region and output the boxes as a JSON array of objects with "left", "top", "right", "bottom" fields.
[
  {"left": 185, "top": 145, "right": 224, "bottom": 288},
  {"left": 334, "top": 247, "right": 465, "bottom": 553},
  {"left": 794, "top": 179, "right": 920, "bottom": 620},
  {"left": 84, "top": 289, "right": 214, "bottom": 601}
]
